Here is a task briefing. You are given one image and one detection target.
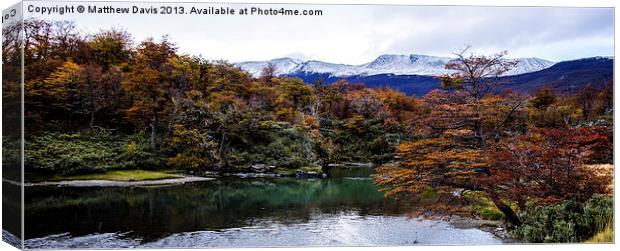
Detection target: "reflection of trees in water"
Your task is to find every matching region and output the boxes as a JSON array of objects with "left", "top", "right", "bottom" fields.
[{"left": 25, "top": 173, "right": 418, "bottom": 241}]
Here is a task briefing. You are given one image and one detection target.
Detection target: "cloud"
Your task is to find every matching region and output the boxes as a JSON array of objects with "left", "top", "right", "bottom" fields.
[{"left": 28, "top": 1, "right": 613, "bottom": 63}]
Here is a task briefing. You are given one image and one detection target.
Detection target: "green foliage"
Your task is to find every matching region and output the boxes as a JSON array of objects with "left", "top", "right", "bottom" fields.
[
  {"left": 228, "top": 124, "right": 315, "bottom": 169},
  {"left": 512, "top": 195, "right": 613, "bottom": 243},
  {"left": 25, "top": 130, "right": 161, "bottom": 177},
  {"left": 467, "top": 194, "right": 506, "bottom": 221},
  {"left": 322, "top": 118, "right": 404, "bottom": 164}
]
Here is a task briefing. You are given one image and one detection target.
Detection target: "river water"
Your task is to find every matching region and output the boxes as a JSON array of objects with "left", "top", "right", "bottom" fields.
[{"left": 24, "top": 167, "right": 503, "bottom": 248}]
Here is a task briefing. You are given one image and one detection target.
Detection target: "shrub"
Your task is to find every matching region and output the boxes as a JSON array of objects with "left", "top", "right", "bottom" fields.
[
  {"left": 25, "top": 130, "right": 161, "bottom": 177},
  {"left": 512, "top": 195, "right": 613, "bottom": 243}
]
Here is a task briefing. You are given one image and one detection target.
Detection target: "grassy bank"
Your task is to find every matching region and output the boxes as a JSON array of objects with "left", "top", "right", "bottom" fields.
[
  {"left": 586, "top": 226, "right": 614, "bottom": 243},
  {"left": 51, "top": 170, "right": 182, "bottom": 182}
]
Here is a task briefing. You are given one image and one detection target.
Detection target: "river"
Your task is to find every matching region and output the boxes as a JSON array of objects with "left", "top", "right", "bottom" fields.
[{"left": 24, "top": 166, "right": 503, "bottom": 248}]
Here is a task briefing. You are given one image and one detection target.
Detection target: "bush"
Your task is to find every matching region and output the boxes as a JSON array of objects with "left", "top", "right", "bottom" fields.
[
  {"left": 25, "top": 130, "right": 161, "bottom": 177},
  {"left": 228, "top": 127, "right": 315, "bottom": 169},
  {"left": 512, "top": 195, "right": 613, "bottom": 243}
]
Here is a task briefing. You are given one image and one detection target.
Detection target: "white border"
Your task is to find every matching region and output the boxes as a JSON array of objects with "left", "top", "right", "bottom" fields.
[{"left": 0, "top": 1, "right": 617, "bottom": 251}]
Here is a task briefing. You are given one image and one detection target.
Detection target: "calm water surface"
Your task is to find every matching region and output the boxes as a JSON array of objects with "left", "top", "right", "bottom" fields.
[{"left": 24, "top": 167, "right": 502, "bottom": 248}]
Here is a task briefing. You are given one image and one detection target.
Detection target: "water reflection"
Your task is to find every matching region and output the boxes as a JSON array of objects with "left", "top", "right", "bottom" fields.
[{"left": 24, "top": 167, "right": 502, "bottom": 248}]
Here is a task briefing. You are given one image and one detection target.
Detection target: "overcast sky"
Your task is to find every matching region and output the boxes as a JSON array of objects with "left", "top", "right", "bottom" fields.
[{"left": 24, "top": 1, "right": 614, "bottom": 64}]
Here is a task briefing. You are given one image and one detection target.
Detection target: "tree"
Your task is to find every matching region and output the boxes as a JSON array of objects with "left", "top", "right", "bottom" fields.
[
  {"left": 482, "top": 128, "right": 612, "bottom": 206},
  {"left": 575, "top": 84, "right": 599, "bottom": 120},
  {"left": 123, "top": 37, "right": 178, "bottom": 147},
  {"left": 81, "top": 63, "right": 104, "bottom": 127},
  {"left": 207, "top": 94, "right": 248, "bottom": 169},
  {"left": 375, "top": 126, "right": 611, "bottom": 226},
  {"left": 439, "top": 47, "right": 519, "bottom": 146},
  {"left": 373, "top": 136, "right": 493, "bottom": 217},
  {"left": 260, "top": 62, "right": 277, "bottom": 85},
  {"left": 594, "top": 81, "right": 613, "bottom": 116},
  {"left": 88, "top": 29, "right": 132, "bottom": 70},
  {"left": 374, "top": 49, "right": 531, "bottom": 226},
  {"left": 43, "top": 60, "right": 86, "bottom": 128},
  {"left": 528, "top": 87, "right": 582, "bottom": 128},
  {"left": 440, "top": 46, "right": 518, "bottom": 100},
  {"left": 530, "top": 87, "right": 556, "bottom": 110},
  {"left": 168, "top": 90, "right": 218, "bottom": 169}
]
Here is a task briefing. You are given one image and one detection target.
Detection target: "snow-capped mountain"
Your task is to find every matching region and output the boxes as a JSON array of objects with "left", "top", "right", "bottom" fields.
[
  {"left": 237, "top": 57, "right": 304, "bottom": 77},
  {"left": 504, "top": 57, "right": 556, "bottom": 76},
  {"left": 236, "top": 54, "right": 555, "bottom": 78}
]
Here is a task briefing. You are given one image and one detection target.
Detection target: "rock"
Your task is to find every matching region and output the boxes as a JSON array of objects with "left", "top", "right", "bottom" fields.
[
  {"left": 251, "top": 164, "right": 271, "bottom": 173},
  {"left": 278, "top": 172, "right": 294, "bottom": 177},
  {"left": 228, "top": 172, "right": 284, "bottom": 178},
  {"left": 294, "top": 170, "right": 325, "bottom": 179},
  {"left": 203, "top": 171, "right": 219, "bottom": 177},
  {"left": 295, "top": 170, "right": 306, "bottom": 178}
]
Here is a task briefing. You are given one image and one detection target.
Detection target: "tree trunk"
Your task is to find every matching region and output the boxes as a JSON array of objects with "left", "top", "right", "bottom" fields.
[
  {"left": 90, "top": 112, "right": 95, "bottom": 127},
  {"left": 491, "top": 196, "right": 521, "bottom": 226},
  {"left": 320, "top": 157, "right": 331, "bottom": 176},
  {"left": 150, "top": 107, "right": 158, "bottom": 148},
  {"left": 166, "top": 97, "right": 179, "bottom": 138},
  {"left": 218, "top": 132, "right": 229, "bottom": 170}
]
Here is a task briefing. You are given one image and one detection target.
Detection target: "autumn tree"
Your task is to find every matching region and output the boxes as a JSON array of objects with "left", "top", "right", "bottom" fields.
[
  {"left": 530, "top": 87, "right": 556, "bottom": 110},
  {"left": 43, "top": 60, "right": 86, "bottom": 128},
  {"left": 84, "top": 30, "right": 133, "bottom": 126},
  {"left": 375, "top": 48, "right": 528, "bottom": 225},
  {"left": 574, "top": 84, "right": 599, "bottom": 120},
  {"left": 439, "top": 47, "right": 520, "bottom": 146},
  {"left": 481, "top": 127, "right": 612, "bottom": 208},
  {"left": 440, "top": 46, "right": 518, "bottom": 100},
  {"left": 593, "top": 81, "right": 613, "bottom": 116},
  {"left": 168, "top": 90, "right": 218, "bottom": 169},
  {"left": 260, "top": 62, "right": 277, "bottom": 85},
  {"left": 528, "top": 87, "right": 582, "bottom": 128},
  {"left": 88, "top": 29, "right": 132, "bottom": 70},
  {"left": 123, "top": 37, "right": 178, "bottom": 147}
]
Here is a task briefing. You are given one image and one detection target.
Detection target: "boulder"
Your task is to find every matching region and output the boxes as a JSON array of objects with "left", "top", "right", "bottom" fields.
[{"left": 251, "top": 164, "right": 271, "bottom": 173}]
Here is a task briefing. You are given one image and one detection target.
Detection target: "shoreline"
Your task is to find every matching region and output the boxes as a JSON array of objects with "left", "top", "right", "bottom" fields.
[
  {"left": 22, "top": 176, "right": 214, "bottom": 187},
  {"left": 447, "top": 216, "right": 516, "bottom": 242}
]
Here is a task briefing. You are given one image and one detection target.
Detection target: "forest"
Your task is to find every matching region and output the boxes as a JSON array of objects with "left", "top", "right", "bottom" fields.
[{"left": 2, "top": 19, "right": 614, "bottom": 242}]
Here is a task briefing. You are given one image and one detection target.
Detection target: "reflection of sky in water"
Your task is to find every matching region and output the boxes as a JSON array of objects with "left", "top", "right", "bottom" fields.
[
  {"left": 26, "top": 213, "right": 502, "bottom": 248},
  {"left": 24, "top": 167, "right": 503, "bottom": 248}
]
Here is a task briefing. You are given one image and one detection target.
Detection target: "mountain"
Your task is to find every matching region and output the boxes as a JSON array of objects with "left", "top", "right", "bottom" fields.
[
  {"left": 236, "top": 55, "right": 610, "bottom": 97},
  {"left": 498, "top": 56, "right": 613, "bottom": 94},
  {"left": 286, "top": 57, "right": 613, "bottom": 97},
  {"left": 236, "top": 54, "right": 555, "bottom": 78},
  {"left": 237, "top": 57, "right": 304, "bottom": 77}
]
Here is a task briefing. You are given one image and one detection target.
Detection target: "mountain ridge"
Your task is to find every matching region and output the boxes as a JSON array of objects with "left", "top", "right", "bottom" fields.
[
  {"left": 284, "top": 56, "right": 613, "bottom": 96},
  {"left": 236, "top": 54, "right": 556, "bottom": 77}
]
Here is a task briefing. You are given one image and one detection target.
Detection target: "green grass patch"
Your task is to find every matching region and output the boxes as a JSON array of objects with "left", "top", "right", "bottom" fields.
[
  {"left": 463, "top": 191, "right": 506, "bottom": 221},
  {"left": 52, "top": 170, "right": 181, "bottom": 182}
]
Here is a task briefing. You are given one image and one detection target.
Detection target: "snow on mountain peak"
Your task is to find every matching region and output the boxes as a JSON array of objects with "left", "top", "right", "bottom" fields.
[
  {"left": 236, "top": 57, "right": 303, "bottom": 76},
  {"left": 362, "top": 54, "right": 453, "bottom": 76},
  {"left": 236, "top": 54, "right": 555, "bottom": 78},
  {"left": 506, "top": 57, "right": 555, "bottom": 75}
]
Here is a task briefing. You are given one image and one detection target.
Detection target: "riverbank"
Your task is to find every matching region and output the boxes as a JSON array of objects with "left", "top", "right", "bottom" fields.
[
  {"left": 24, "top": 176, "right": 213, "bottom": 187},
  {"left": 448, "top": 216, "right": 515, "bottom": 241},
  {"left": 51, "top": 169, "right": 184, "bottom": 181}
]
